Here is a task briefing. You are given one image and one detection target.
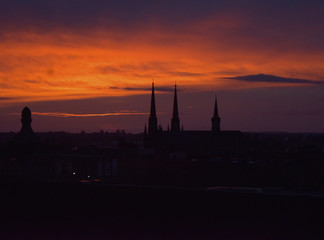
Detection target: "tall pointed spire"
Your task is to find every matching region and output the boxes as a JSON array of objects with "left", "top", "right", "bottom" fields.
[
  {"left": 214, "top": 95, "right": 219, "bottom": 117},
  {"left": 212, "top": 95, "right": 221, "bottom": 133},
  {"left": 143, "top": 123, "right": 148, "bottom": 145},
  {"left": 171, "top": 84, "right": 180, "bottom": 132},
  {"left": 144, "top": 124, "right": 147, "bottom": 136},
  {"left": 150, "top": 83, "right": 156, "bottom": 118},
  {"left": 148, "top": 82, "right": 158, "bottom": 136}
]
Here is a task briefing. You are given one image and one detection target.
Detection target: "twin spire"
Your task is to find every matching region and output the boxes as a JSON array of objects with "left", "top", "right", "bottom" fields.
[{"left": 147, "top": 83, "right": 220, "bottom": 136}]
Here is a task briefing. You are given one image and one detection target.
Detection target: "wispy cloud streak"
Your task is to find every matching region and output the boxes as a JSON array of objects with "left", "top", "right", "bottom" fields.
[
  {"left": 226, "top": 74, "right": 323, "bottom": 85},
  {"left": 1, "top": 0, "right": 324, "bottom": 104},
  {"left": 11, "top": 111, "right": 148, "bottom": 118},
  {"left": 109, "top": 86, "right": 176, "bottom": 92}
]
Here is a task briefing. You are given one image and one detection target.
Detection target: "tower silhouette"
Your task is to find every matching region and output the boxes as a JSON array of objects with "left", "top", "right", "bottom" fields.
[
  {"left": 143, "top": 83, "right": 240, "bottom": 151},
  {"left": 211, "top": 95, "right": 221, "bottom": 133},
  {"left": 15, "top": 106, "right": 38, "bottom": 154},
  {"left": 171, "top": 84, "right": 180, "bottom": 132},
  {"left": 19, "top": 106, "right": 35, "bottom": 136},
  {"left": 148, "top": 83, "right": 158, "bottom": 136}
]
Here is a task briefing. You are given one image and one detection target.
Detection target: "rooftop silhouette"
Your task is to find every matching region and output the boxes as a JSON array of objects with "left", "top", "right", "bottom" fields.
[{"left": 144, "top": 83, "right": 241, "bottom": 153}]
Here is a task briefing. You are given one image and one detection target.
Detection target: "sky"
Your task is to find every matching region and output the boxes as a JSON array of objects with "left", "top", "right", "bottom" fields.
[{"left": 1, "top": 0, "right": 324, "bottom": 133}]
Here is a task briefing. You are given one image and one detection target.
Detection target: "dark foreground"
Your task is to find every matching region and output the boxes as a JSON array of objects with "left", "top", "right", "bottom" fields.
[{"left": 1, "top": 183, "right": 324, "bottom": 239}]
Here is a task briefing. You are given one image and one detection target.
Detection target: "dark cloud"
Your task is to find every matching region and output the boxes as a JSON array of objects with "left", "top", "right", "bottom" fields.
[
  {"left": 99, "top": 62, "right": 174, "bottom": 74},
  {"left": 213, "top": 70, "right": 246, "bottom": 76},
  {"left": 0, "top": 0, "right": 222, "bottom": 30},
  {"left": 0, "top": 97, "right": 14, "bottom": 100},
  {"left": 226, "top": 74, "right": 323, "bottom": 85},
  {"left": 109, "top": 86, "right": 175, "bottom": 92},
  {"left": 168, "top": 72, "right": 204, "bottom": 77},
  {"left": 24, "top": 80, "right": 39, "bottom": 84},
  {"left": 98, "top": 64, "right": 203, "bottom": 80},
  {"left": 1, "top": 1, "right": 324, "bottom": 53},
  {"left": 98, "top": 64, "right": 203, "bottom": 78},
  {"left": 99, "top": 66, "right": 124, "bottom": 74}
]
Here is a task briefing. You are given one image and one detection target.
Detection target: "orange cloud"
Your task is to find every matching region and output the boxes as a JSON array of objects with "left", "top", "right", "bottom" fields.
[
  {"left": 1, "top": 20, "right": 323, "bottom": 105},
  {"left": 11, "top": 111, "right": 148, "bottom": 118},
  {"left": 33, "top": 111, "right": 148, "bottom": 118}
]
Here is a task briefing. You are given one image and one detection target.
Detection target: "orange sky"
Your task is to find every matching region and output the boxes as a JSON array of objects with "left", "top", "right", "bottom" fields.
[
  {"left": 1, "top": 26, "right": 323, "bottom": 105},
  {"left": 1, "top": 1, "right": 324, "bottom": 132}
]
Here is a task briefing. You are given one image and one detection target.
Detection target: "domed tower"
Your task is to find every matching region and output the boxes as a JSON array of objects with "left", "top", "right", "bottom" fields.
[
  {"left": 19, "top": 106, "right": 35, "bottom": 136},
  {"left": 14, "top": 106, "right": 39, "bottom": 155}
]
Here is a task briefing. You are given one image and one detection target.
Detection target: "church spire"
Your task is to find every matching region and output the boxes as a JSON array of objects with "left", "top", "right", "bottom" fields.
[
  {"left": 213, "top": 95, "right": 219, "bottom": 117},
  {"left": 171, "top": 84, "right": 180, "bottom": 132},
  {"left": 212, "top": 95, "right": 221, "bottom": 133},
  {"left": 144, "top": 124, "right": 147, "bottom": 137},
  {"left": 148, "top": 82, "right": 158, "bottom": 136},
  {"left": 150, "top": 83, "right": 156, "bottom": 118}
]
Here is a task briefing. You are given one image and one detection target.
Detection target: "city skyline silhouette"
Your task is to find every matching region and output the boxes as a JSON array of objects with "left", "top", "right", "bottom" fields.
[
  {"left": 1, "top": 83, "right": 324, "bottom": 133},
  {"left": 1, "top": 1, "right": 324, "bottom": 133},
  {"left": 1, "top": 1, "right": 324, "bottom": 238},
  {"left": 1, "top": 92, "right": 324, "bottom": 239}
]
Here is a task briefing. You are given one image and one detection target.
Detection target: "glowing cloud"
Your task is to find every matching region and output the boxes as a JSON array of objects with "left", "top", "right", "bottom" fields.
[
  {"left": 226, "top": 74, "right": 324, "bottom": 85},
  {"left": 0, "top": 1, "right": 323, "bottom": 105},
  {"left": 12, "top": 111, "right": 148, "bottom": 118}
]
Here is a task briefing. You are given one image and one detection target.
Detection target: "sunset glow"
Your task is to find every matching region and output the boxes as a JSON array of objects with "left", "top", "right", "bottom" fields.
[
  {"left": 1, "top": 21, "right": 323, "bottom": 104},
  {"left": 19, "top": 111, "right": 147, "bottom": 118},
  {"left": 1, "top": 1, "right": 324, "bottom": 132}
]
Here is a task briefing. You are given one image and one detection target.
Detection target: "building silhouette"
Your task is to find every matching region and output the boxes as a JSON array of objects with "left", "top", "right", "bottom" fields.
[
  {"left": 1, "top": 94, "right": 324, "bottom": 193},
  {"left": 19, "top": 106, "right": 36, "bottom": 137},
  {"left": 212, "top": 95, "right": 221, "bottom": 133},
  {"left": 171, "top": 84, "right": 180, "bottom": 132},
  {"left": 148, "top": 83, "right": 158, "bottom": 136},
  {"left": 144, "top": 83, "right": 242, "bottom": 156},
  {"left": 14, "top": 106, "right": 39, "bottom": 155}
]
